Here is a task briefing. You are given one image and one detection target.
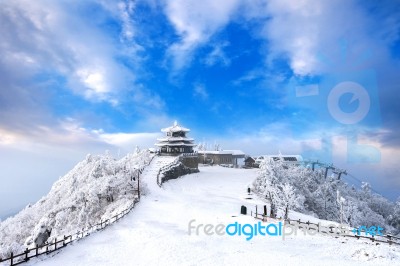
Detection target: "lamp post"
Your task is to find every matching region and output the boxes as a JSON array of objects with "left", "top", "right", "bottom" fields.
[{"left": 137, "top": 170, "right": 140, "bottom": 200}]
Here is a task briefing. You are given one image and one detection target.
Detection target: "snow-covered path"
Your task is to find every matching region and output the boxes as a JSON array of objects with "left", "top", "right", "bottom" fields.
[
  {"left": 140, "top": 155, "right": 178, "bottom": 192},
  {"left": 27, "top": 166, "right": 399, "bottom": 266}
]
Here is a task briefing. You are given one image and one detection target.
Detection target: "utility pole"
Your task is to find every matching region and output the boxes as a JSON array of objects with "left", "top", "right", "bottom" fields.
[
  {"left": 312, "top": 160, "right": 319, "bottom": 171},
  {"left": 331, "top": 167, "right": 347, "bottom": 180},
  {"left": 337, "top": 170, "right": 347, "bottom": 180},
  {"left": 324, "top": 164, "right": 335, "bottom": 179}
]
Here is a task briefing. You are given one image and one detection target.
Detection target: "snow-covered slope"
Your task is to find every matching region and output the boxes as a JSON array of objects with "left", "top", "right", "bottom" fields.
[
  {"left": 140, "top": 155, "right": 178, "bottom": 193},
  {"left": 253, "top": 159, "right": 400, "bottom": 235},
  {"left": 25, "top": 166, "right": 400, "bottom": 266},
  {"left": 0, "top": 150, "right": 152, "bottom": 258}
]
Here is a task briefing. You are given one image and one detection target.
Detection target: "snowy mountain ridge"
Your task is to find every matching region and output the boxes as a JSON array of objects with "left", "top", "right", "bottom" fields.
[
  {"left": 1, "top": 152, "right": 400, "bottom": 265},
  {"left": 252, "top": 158, "right": 400, "bottom": 236},
  {"left": 0, "top": 150, "right": 152, "bottom": 258},
  {"left": 27, "top": 166, "right": 400, "bottom": 265}
]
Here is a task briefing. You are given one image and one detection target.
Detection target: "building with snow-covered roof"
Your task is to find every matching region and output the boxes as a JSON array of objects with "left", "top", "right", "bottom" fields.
[
  {"left": 244, "top": 156, "right": 256, "bottom": 168},
  {"left": 198, "top": 150, "right": 245, "bottom": 167},
  {"left": 155, "top": 121, "right": 196, "bottom": 154},
  {"left": 254, "top": 155, "right": 303, "bottom": 168}
]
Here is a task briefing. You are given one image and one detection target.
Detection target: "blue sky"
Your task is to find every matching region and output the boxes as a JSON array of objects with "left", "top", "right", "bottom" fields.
[{"left": 1, "top": 0, "right": 400, "bottom": 217}]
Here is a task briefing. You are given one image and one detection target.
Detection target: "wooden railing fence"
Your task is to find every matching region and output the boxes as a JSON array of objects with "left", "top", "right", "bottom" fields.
[
  {"left": 0, "top": 155, "right": 155, "bottom": 266},
  {"left": 249, "top": 206, "right": 400, "bottom": 246}
]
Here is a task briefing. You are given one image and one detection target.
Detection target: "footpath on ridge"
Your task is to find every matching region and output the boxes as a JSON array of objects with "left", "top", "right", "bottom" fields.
[
  {"left": 140, "top": 155, "right": 178, "bottom": 192},
  {"left": 28, "top": 164, "right": 399, "bottom": 266}
]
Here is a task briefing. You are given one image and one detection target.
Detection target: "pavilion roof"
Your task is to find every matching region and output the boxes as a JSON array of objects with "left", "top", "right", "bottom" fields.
[{"left": 161, "top": 121, "right": 190, "bottom": 133}]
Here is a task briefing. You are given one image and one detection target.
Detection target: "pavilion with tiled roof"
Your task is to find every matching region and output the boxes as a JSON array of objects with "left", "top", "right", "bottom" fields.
[{"left": 155, "top": 121, "right": 196, "bottom": 154}]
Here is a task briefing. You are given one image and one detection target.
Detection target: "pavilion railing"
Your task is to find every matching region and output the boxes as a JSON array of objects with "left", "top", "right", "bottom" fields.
[{"left": 156, "top": 156, "right": 182, "bottom": 187}]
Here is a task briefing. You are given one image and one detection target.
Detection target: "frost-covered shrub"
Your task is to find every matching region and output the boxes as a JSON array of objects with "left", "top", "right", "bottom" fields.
[
  {"left": 252, "top": 158, "right": 399, "bottom": 235},
  {"left": 0, "top": 150, "right": 152, "bottom": 257}
]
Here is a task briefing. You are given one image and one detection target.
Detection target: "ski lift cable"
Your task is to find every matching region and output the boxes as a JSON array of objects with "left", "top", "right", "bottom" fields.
[
  {"left": 343, "top": 172, "right": 383, "bottom": 195},
  {"left": 301, "top": 160, "right": 384, "bottom": 196}
]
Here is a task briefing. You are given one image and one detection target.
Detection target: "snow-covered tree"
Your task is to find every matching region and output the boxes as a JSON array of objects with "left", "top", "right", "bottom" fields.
[
  {"left": 252, "top": 157, "right": 400, "bottom": 234},
  {"left": 312, "top": 178, "right": 340, "bottom": 221},
  {"left": 197, "top": 142, "right": 205, "bottom": 151},
  {"left": 253, "top": 159, "right": 304, "bottom": 217},
  {"left": 214, "top": 143, "right": 220, "bottom": 151},
  {"left": 0, "top": 150, "right": 153, "bottom": 258},
  {"left": 278, "top": 183, "right": 304, "bottom": 219},
  {"left": 388, "top": 199, "right": 400, "bottom": 230},
  {"left": 134, "top": 145, "right": 141, "bottom": 154},
  {"left": 337, "top": 190, "right": 346, "bottom": 224}
]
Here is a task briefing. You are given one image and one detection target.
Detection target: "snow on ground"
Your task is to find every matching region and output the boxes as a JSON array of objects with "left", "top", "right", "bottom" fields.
[
  {"left": 24, "top": 165, "right": 400, "bottom": 266},
  {"left": 140, "top": 155, "right": 178, "bottom": 193},
  {"left": 0, "top": 151, "right": 152, "bottom": 258}
]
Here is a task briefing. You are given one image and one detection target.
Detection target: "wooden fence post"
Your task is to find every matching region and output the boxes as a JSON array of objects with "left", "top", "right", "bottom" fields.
[
  {"left": 25, "top": 247, "right": 29, "bottom": 261},
  {"left": 0, "top": 158, "right": 150, "bottom": 266}
]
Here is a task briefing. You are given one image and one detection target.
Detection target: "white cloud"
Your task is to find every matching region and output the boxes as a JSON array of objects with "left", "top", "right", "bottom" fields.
[
  {"left": 232, "top": 68, "right": 264, "bottom": 85},
  {"left": 77, "top": 68, "right": 108, "bottom": 95},
  {"left": 118, "top": 0, "right": 136, "bottom": 41},
  {"left": 193, "top": 84, "right": 209, "bottom": 100},
  {"left": 131, "top": 88, "right": 165, "bottom": 110},
  {"left": 215, "top": 122, "right": 400, "bottom": 199},
  {"left": 162, "top": 0, "right": 399, "bottom": 77},
  {"left": 258, "top": 0, "right": 400, "bottom": 75},
  {"left": 204, "top": 41, "right": 231, "bottom": 66},
  {"left": 0, "top": 129, "right": 17, "bottom": 145},
  {"left": 0, "top": 118, "right": 163, "bottom": 217},
  {"left": 0, "top": 0, "right": 171, "bottom": 150},
  {"left": 163, "top": 0, "right": 241, "bottom": 70},
  {"left": 0, "top": 0, "right": 149, "bottom": 105},
  {"left": 98, "top": 132, "right": 161, "bottom": 149},
  {"left": 257, "top": 0, "right": 331, "bottom": 75}
]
